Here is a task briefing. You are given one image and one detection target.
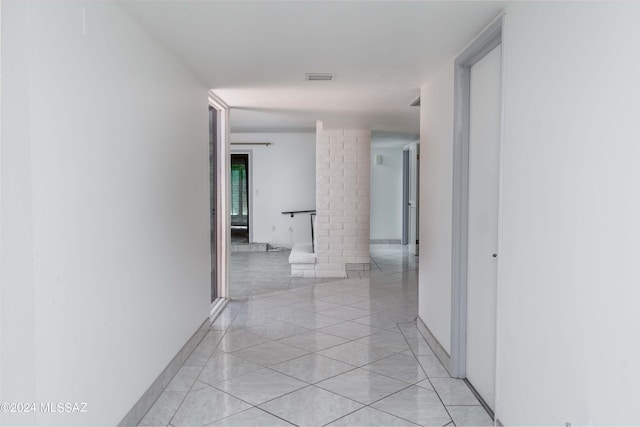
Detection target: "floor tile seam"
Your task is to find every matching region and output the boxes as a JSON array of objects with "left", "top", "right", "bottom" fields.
[
  {"left": 314, "top": 297, "right": 367, "bottom": 306},
  {"left": 320, "top": 328, "right": 383, "bottom": 341},
  {"left": 354, "top": 347, "right": 419, "bottom": 369},
  {"left": 444, "top": 404, "right": 485, "bottom": 407},
  {"left": 218, "top": 336, "right": 272, "bottom": 354},
  {"left": 208, "top": 381, "right": 275, "bottom": 409},
  {"left": 359, "top": 384, "right": 439, "bottom": 427},
  {"left": 350, "top": 320, "right": 403, "bottom": 333},
  {"left": 360, "top": 404, "right": 420, "bottom": 426},
  {"left": 249, "top": 406, "right": 296, "bottom": 426},
  {"left": 254, "top": 383, "right": 329, "bottom": 410},
  {"left": 312, "top": 346, "right": 400, "bottom": 372},
  {"left": 257, "top": 384, "right": 367, "bottom": 426},
  {"left": 397, "top": 321, "right": 433, "bottom": 381},
  {"left": 246, "top": 324, "right": 314, "bottom": 341},
  {"left": 368, "top": 257, "right": 382, "bottom": 270},
  {"left": 264, "top": 361, "right": 360, "bottom": 387},
  {"left": 267, "top": 351, "right": 325, "bottom": 371},
  {"left": 213, "top": 330, "right": 273, "bottom": 359},
  {"left": 201, "top": 353, "right": 309, "bottom": 390},
  {"left": 343, "top": 304, "right": 390, "bottom": 315},
  {"left": 201, "top": 406, "right": 295, "bottom": 427},
  {"left": 371, "top": 384, "right": 453, "bottom": 410},
  {"left": 352, "top": 337, "right": 411, "bottom": 354},
  {"left": 257, "top": 389, "right": 365, "bottom": 427},
  {"left": 138, "top": 388, "right": 187, "bottom": 427},
  {"left": 419, "top": 374, "right": 456, "bottom": 425},
  {"left": 313, "top": 370, "right": 415, "bottom": 404},
  {"left": 282, "top": 316, "right": 350, "bottom": 334},
  {"left": 162, "top": 327, "right": 230, "bottom": 427},
  {"left": 318, "top": 405, "right": 365, "bottom": 427},
  {"left": 165, "top": 379, "right": 200, "bottom": 427},
  {"left": 346, "top": 312, "right": 381, "bottom": 325},
  {"left": 318, "top": 332, "right": 405, "bottom": 358},
  {"left": 232, "top": 319, "right": 285, "bottom": 333},
  {"left": 226, "top": 344, "right": 311, "bottom": 366},
  {"left": 358, "top": 360, "right": 428, "bottom": 386},
  {"left": 195, "top": 373, "right": 240, "bottom": 391},
  {"left": 186, "top": 329, "right": 229, "bottom": 385},
  {"left": 315, "top": 291, "right": 369, "bottom": 299},
  {"left": 316, "top": 311, "right": 374, "bottom": 323},
  {"left": 194, "top": 346, "right": 266, "bottom": 388},
  {"left": 317, "top": 405, "right": 420, "bottom": 427},
  {"left": 284, "top": 305, "right": 344, "bottom": 315},
  {"left": 274, "top": 336, "right": 350, "bottom": 353},
  {"left": 222, "top": 323, "right": 277, "bottom": 342},
  {"left": 310, "top": 345, "right": 370, "bottom": 368}
]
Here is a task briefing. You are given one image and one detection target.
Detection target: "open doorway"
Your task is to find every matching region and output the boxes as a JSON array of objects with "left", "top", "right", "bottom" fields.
[
  {"left": 208, "top": 92, "right": 230, "bottom": 319},
  {"left": 402, "top": 143, "right": 419, "bottom": 255},
  {"left": 230, "top": 153, "right": 251, "bottom": 245}
]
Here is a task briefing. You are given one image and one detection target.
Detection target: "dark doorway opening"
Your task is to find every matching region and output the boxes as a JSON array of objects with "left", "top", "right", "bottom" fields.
[{"left": 231, "top": 154, "right": 249, "bottom": 244}]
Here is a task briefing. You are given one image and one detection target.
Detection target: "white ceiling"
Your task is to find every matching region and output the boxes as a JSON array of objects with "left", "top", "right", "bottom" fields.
[{"left": 120, "top": 1, "right": 505, "bottom": 135}]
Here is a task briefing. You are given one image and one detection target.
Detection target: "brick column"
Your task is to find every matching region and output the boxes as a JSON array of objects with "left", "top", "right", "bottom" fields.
[{"left": 315, "top": 121, "right": 370, "bottom": 277}]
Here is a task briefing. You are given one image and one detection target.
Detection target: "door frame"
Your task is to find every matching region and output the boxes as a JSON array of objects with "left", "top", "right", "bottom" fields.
[
  {"left": 402, "top": 149, "right": 410, "bottom": 245},
  {"left": 402, "top": 143, "right": 420, "bottom": 254},
  {"left": 230, "top": 150, "right": 254, "bottom": 243},
  {"left": 208, "top": 92, "right": 230, "bottom": 319},
  {"left": 450, "top": 15, "right": 504, "bottom": 380}
]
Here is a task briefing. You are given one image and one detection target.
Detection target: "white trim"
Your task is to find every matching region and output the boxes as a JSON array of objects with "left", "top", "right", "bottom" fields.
[
  {"left": 119, "top": 319, "right": 211, "bottom": 426},
  {"left": 208, "top": 91, "right": 230, "bottom": 305},
  {"left": 208, "top": 92, "right": 229, "bottom": 110},
  {"left": 209, "top": 297, "right": 229, "bottom": 322},
  {"left": 230, "top": 149, "right": 254, "bottom": 243},
  {"left": 0, "top": 1, "right": 3, "bottom": 411},
  {"left": 416, "top": 316, "right": 451, "bottom": 373},
  {"left": 450, "top": 14, "right": 504, "bottom": 385},
  {"left": 493, "top": 13, "right": 509, "bottom": 424}
]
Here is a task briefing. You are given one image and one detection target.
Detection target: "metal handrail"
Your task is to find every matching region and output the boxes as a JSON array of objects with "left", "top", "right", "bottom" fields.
[
  {"left": 281, "top": 210, "right": 317, "bottom": 253},
  {"left": 281, "top": 209, "right": 316, "bottom": 218}
]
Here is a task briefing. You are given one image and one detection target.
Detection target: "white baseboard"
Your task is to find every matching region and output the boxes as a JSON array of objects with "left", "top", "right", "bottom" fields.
[
  {"left": 118, "top": 319, "right": 211, "bottom": 426},
  {"left": 416, "top": 315, "right": 451, "bottom": 374}
]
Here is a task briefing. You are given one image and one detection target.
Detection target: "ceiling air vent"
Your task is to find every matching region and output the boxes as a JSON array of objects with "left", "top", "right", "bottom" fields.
[{"left": 306, "top": 73, "right": 335, "bottom": 81}]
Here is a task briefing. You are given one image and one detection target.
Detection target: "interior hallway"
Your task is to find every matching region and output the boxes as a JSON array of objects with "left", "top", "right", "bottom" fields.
[{"left": 139, "top": 246, "right": 491, "bottom": 426}]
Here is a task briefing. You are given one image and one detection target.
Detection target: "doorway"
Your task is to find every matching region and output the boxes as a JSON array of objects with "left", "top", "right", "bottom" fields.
[
  {"left": 465, "top": 42, "right": 501, "bottom": 411},
  {"left": 450, "top": 16, "right": 503, "bottom": 415},
  {"left": 208, "top": 92, "right": 231, "bottom": 317},
  {"left": 402, "top": 150, "right": 410, "bottom": 245},
  {"left": 402, "top": 144, "right": 419, "bottom": 255},
  {"left": 230, "top": 153, "right": 251, "bottom": 244}
]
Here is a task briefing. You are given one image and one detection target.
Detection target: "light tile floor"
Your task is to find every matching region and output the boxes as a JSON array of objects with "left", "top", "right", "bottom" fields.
[
  {"left": 139, "top": 245, "right": 492, "bottom": 427},
  {"left": 230, "top": 249, "right": 319, "bottom": 299}
]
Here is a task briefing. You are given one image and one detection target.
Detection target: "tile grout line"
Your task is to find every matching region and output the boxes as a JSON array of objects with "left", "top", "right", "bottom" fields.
[
  {"left": 165, "top": 322, "right": 236, "bottom": 426},
  {"left": 156, "top": 246, "right": 422, "bottom": 427}
]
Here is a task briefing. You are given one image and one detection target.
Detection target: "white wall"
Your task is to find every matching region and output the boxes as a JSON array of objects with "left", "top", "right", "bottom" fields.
[
  {"left": 231, "top": 132, "right": 315, "bottom": 247},
  {"left": 370, "top": 147, "right": 403, "bottom": 241},
  {"left": 1, "top": 1, "right": 210, "bottom": 425},
  {"left": 419, "top": 2, "right": 640, "bottom": 425},
  {"left": 497, "top": 3, "right": 640, "bottom": 425},
  {"left": 419, "top": 60, "right": 455, "bottom": 354},
  {"left": 1, "top": 2, "right": 37, "bottom": 424}
]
